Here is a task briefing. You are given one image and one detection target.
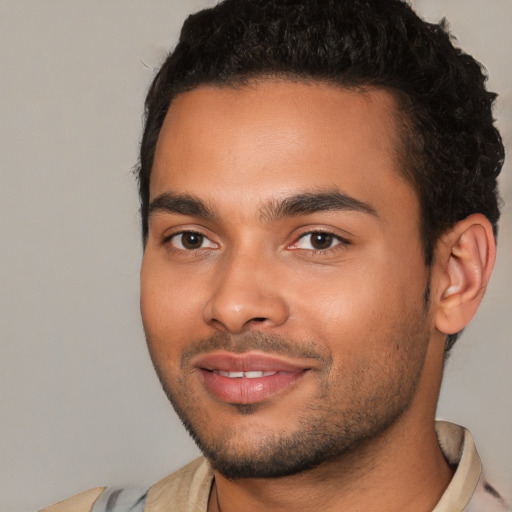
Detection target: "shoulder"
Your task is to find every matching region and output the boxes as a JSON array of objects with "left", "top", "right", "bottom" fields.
[
  {"left": 39, "top": 487, "right": 106, "bottom": 512},
  {"left": 145, "top": 457, "right": 213, "bottom": 511},
  {"left": 38, "top": 458, "right": 212, "bottom": 512},
  {"left": 40, "top": 486, "right": 149, "bottom": 512}
]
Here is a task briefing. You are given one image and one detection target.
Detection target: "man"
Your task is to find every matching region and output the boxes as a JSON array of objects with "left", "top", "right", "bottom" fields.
[{"left": 42, "top": 0, "right": 508, "bottom": 510}]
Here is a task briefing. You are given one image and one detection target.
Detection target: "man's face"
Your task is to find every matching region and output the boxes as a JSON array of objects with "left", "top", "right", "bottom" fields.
[{"left": 140, "top": 81, "right": 434, "bottom": 478}]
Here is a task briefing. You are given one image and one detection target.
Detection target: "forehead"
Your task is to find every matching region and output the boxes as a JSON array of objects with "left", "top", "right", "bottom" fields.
[{"left": 150, "top": 80, "right": 417, "bottom": 222}]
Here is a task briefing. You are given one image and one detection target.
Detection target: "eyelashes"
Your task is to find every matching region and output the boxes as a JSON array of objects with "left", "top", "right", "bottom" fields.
[
  {"left": 166, "top": 231, "right": 218, "bottom": 251},
  {"left": 289, "top": 231, "right": 349, "bottom": 252},
  {"left": 163, "top": 229, "right": 350, "bottom": 255}
]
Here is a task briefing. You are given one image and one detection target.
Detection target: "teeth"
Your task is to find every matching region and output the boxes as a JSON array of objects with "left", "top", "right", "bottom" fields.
[
  {"left": 215, "top": 370, "right": 278, "bottom": 378},
  {"left": 219, "top": 371, "right": 243, "bottom": 378},
  {"left": 244, "top": 371, "right": 264, "bottom": 378}
]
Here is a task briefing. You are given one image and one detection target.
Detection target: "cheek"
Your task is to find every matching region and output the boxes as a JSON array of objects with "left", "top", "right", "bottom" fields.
[
  {"left": 290, "top": 256, "right": 426, "bottom": 351},
  {"left": 140, "top": 254, "right": 208, "bottom": 356},
  {"left": 289, "top": 259, "right": 387, "bottom": 323}
]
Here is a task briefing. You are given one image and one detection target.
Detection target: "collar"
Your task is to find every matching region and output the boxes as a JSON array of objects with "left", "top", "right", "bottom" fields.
[
  {"left": 145, "top": 421, "right": 508, "bottom": 512},
  {"left": 434, "top": 420, "right": 508, "bottom": 511}
]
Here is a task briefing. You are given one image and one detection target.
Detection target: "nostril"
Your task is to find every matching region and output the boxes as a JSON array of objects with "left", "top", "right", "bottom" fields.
[{"left": 251, "top": 317, "right": 267, "bottom": 323}]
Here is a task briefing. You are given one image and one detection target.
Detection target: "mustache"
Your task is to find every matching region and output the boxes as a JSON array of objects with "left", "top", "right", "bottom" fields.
[{"left": 180, "top": 331, "right": 331, "bottom": 369}]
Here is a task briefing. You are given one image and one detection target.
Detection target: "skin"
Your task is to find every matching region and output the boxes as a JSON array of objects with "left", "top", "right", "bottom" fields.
[{"left": 141, "top": 80, "right": 459, "bottom": 512}]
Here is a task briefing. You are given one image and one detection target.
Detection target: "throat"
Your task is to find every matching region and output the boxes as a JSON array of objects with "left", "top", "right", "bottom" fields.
[{"left": 206, "top": 421, "right": 454, "bottom": 512}]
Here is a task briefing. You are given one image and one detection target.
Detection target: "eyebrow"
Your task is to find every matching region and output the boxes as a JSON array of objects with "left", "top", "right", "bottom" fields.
[
  {"left": 148, "top": 192, "right": 216, "bottom": 221},
  {"left": 260, "top": 190, "right": 378, "bottom": 222},
  {"left": 147, "top": 190, "right": 377, "bottom": 223}
]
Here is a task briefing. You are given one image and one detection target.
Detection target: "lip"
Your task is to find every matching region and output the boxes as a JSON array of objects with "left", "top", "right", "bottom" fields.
[{"left": 193, "top": 352, "right": 312, "bottom": 404}]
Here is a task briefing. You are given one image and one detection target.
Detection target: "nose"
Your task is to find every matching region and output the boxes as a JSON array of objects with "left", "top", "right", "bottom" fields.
[{"left": 203, "top": 252, "right": 289, "bottom": 334}]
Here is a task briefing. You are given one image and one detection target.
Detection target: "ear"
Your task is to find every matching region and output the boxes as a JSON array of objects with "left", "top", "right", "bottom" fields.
[{"left": 434, "top": 214, "right": 496, "bottom": 335}]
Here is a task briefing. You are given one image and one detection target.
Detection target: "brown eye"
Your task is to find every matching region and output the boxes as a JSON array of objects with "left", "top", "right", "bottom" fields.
[
  {"left": 169, "top": 231, "right": 217, "bottom": 250},
  {"left": 310, "top": 233, "right": 334, "bottom": 250},
  {"left": 292, "top": 231, "right": 347, "bottom": 252},
  {"left": 181, "top": 232, "right": 203, "bottom": 249}
]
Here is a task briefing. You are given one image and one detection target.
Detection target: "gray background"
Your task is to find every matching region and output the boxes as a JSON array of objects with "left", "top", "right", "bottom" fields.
[{"left": 0, "top": 1, "right": 510, "bottom": 511}]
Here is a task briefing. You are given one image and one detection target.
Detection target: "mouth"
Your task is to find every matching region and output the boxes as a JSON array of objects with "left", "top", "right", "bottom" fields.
[
  {"left": 193, "top": 352, "right": 312, "bottom": 405},
  {"left": 212, "top": 370, "right": 281, "bottom": 378}
]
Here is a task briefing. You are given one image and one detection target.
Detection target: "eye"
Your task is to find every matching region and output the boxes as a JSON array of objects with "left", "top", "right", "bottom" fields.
[
  {"left": 292, "top": 231, "right": 347, "bottom": 251},
  {"left": 168, "top": 231, "right": 218, "bottom": 250}
]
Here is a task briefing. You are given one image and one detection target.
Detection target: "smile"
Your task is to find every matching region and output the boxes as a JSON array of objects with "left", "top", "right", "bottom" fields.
[
  {"left": 192, "top": 352, "right": 312, "bottom": 404},
  {"left": 213, "top": 370, "right": 279, "bottom": 378}
]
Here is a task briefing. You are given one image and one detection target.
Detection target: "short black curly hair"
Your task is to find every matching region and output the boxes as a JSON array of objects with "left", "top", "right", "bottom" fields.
[{"left": 137, "top": 0, "right": 504, "bottom": 352}]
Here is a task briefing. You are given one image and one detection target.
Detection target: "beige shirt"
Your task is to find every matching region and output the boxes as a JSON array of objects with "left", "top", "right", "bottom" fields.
[{"left": 41, "top": 421, "right": 509, "bottom": 512}]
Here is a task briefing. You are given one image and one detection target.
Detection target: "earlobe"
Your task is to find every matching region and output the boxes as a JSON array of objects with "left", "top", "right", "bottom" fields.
[{"left": 434, "top": 214, "right": 496, "bottom": 335}]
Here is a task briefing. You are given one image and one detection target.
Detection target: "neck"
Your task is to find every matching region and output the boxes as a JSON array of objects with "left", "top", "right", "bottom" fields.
[{"left": 208, "top": 415, "right": 452, "bottom": 512}]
